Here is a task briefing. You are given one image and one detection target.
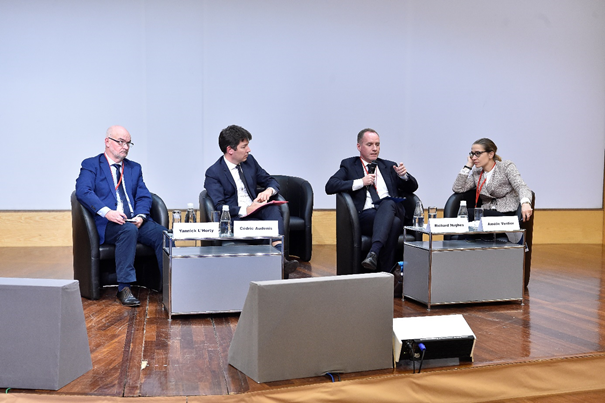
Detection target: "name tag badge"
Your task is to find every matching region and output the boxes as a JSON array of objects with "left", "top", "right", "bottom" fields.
[
  {"left": 172, "top": 223, "right": 219, "bottom": 239},
  {"left": 233, "top": 220, "right": 279, "bottom": 237},
  {"left": 426, "top": 217, "right": 468, "bottom": 233},
  {"left": 478, "top": 216, "right": 520, "bottom": 231}
]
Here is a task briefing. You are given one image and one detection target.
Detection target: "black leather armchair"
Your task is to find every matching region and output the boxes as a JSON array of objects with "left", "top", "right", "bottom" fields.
[
  {"left": 71, "top": 191, "right": 169, "bottom": 300},
  {"left": 336, "top": 192, "right": 422, "bottom": 276},
  {"left": 198, "top": 190, "right": 291, "bottom": 255},
  {"left": 443, "top": 189, "right": 536, "bottom": 287},
  {"left": 273, "top": 175, "right": 313, "bottom": 261}
]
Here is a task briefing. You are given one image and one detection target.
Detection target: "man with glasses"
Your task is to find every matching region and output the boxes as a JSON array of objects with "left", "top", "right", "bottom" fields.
[{"left": 75, "top": 125, "right": 166, "bottom": 307}]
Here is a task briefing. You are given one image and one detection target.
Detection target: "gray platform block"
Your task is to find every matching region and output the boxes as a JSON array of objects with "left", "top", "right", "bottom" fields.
[
  {"left": 0, "top": 278, "right": 92, "bottom": 390},
  {"left": 228, "top": 273, "right": 394, "bottom": 383}
]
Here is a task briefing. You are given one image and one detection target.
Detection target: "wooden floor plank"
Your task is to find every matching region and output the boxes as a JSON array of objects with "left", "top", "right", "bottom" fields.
[{"left": 1, "top": 244, "right": 605, "bottom": 398}]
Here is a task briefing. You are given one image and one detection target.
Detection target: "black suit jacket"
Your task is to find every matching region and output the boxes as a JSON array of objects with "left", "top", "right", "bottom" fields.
[
  {"left": 204, "top": 154, "right": 279, "bottom": 218},
  {"left": 325, "top": 156, "right": 419, "bottom": 214}
]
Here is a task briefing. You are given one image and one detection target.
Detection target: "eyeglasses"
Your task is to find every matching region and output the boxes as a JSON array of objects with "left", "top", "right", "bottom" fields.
[
  {"left": 469, "top": 151, "right": 487, "bottom": 157},
  {"left": 108, "top": 137, "right": 134, "bottom": 148}
]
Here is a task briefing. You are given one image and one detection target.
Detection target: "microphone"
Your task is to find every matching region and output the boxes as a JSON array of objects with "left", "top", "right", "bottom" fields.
[{"left": 366, "top": 162, "right": 377, "bottom": 194}]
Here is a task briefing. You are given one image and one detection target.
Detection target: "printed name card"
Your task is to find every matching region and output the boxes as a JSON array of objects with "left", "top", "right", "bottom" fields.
[
  {"left": 426, "top": 217, "right": 468, "bottom": 233},
  {"left": 172, "top": 223, "right": 219, "bottom": 239},
  {"left": 233, "top": 220, "right": 279, "bottom": 237},
  {"left": 478, "top": 216, "right": 520, "bottom": 231}
]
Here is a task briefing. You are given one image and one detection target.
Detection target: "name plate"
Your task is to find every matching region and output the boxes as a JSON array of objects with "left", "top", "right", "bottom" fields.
[
  {"left": 426, "top": 217, "right": 468, "bottom": 233},
  {"left": 233, "top": 220, "right": 279, "bottom": 237},
  {"left": 172, "top": 223, "right": 219, "bottom": 239},
  {"left": 478, "top": 216, "right": 520, "bottom": 231}
]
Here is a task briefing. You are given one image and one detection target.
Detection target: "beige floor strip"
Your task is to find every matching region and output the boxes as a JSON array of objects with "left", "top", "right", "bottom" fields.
[{"left": 3, "top": 354, "right": 605, "bottom": 403}]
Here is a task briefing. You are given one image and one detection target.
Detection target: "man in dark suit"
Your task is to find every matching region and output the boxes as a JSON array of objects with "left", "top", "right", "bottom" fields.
[
  {"left": 204, "top": 125, "right": 298, "bottom": 276},
  {"left": 326, "top": 128, "right": 419, "bottom": 272},
  {"left": 75, "top": 125, "right": 166, "bottom": 307}
]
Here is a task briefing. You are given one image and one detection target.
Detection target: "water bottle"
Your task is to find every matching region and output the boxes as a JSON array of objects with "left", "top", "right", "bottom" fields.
[
  {"left": 413, "top": 201, "right": 424, "bottom": 228},
  {"left": 185, "top": 203, "right": 197, "bottom": 223},
  {"left": 172, "top": 210, "right": 181, "bottom": 229},
  {"left": 219, "top": 205, "right": 232, "bottom": 237},
  {"left": 457, "top": 200, "right": 469, "bottom": 221}
]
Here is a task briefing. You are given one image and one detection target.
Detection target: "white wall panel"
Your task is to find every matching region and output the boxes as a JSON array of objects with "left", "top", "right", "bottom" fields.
[{"left": 0, "top": 0, "right": 603, "bottom": 209}]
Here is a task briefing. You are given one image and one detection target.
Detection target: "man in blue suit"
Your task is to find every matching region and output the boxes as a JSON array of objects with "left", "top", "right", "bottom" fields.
[
  {"left": 326, "top": 128, "right": 419, "bottom": 273},
  {"left": 75, "top": 125, "right": 166, "bottom": 306},
  {"left": 204, "top": 125, "right": 298, "bottom": 277}
]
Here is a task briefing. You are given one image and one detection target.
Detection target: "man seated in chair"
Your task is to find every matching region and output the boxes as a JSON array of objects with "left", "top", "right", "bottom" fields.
[
  {"left": 204, "top": 124, "right": 298, "bottom": 278},
  {"left": 325, "top": 128, "right": 419, "bottom": 272},
  {"left": 75, "top": 125, "right": 166, "bottom": 307}
]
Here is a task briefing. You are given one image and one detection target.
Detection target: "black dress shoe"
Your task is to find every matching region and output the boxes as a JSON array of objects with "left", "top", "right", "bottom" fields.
[
  {"left": 283, "top": 259, "right": 299, "bottom": 279},
  {"left": 361, "top": 252, "right": 378, "bottom": 271},
  {"left": 117, "top": 287, "right": 140, "bottom": 307}
]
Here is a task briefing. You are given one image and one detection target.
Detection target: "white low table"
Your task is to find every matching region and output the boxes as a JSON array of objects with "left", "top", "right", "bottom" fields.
[
  {"left": 162, "top": 233, "right": 283, "bottom": 318},
  {"left": 403, "top": 227, "right": 525, "bottom": 308}
]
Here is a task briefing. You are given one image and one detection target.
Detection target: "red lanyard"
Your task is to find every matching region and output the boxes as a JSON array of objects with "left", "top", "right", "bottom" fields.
[
  {"left": 361, "top": 157, "right": 378, "bottom": 191},
  {"left": 475, "top": 162, "right": 495, "bottom": 205},
  {"left": 475, "top": 171, "right": 486, "bottom": 206},
  {"left": 106, "top": 156, "right": 124, "bottom": 191},
  {"left": 115, "top": 165, "right": 123, "bottom": 190}
]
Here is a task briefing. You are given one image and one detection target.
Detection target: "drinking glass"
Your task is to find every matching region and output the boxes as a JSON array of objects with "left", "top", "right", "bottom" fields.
[
  {"left": 474, "top": 207, "right": 484, "bottom": 222},
  {"left": 428, "top": 206, "right": 438, "bottom": 219}
]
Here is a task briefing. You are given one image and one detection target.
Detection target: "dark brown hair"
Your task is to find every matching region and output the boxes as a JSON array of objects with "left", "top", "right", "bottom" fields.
[
  {"left": 473, "top": 138, "right": 502, "bottom": 162},
  {"left": 219, "top": 125, "right": 252, "bottom": 154}
]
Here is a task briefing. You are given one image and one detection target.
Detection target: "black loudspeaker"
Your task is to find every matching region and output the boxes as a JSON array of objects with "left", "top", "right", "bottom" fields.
[{"left": 228, "top": 273, "right": 394, "bottom": 383}]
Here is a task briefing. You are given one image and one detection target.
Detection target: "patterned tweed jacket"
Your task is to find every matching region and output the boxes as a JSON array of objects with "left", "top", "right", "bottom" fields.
[{"left": 452, "top": 160, "right": 532, "bottom": 213}]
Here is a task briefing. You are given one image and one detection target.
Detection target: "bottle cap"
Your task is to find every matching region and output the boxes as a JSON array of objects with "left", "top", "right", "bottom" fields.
[
  {"left": 460, "top": 201, "right": 467, "bottom": 206},
  {"left": 187, "top": 203, "right": 194, "bottom": 209},
  {"left": 222, "top": 205, "right": 229, "bottom": 211}
]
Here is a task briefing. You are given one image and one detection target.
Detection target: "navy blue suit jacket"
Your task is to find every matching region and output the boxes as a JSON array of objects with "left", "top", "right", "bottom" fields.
[
  {"left": 75, "top": 153, "right": 153, "bottom": 244},
  {"left": 204, "top": 154, "right": 279, "bottom": 218},
  {"left": 325, "top": 156, "right": 419, "bottom": 214}
]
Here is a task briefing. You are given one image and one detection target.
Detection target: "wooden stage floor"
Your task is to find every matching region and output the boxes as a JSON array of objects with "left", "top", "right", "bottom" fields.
[{"left": 1, "top": 244, "right": 604, "bottom": 399}]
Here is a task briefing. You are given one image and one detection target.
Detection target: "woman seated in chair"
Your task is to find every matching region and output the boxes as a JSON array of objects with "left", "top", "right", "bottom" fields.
[{"left": 453, "top": 138, "right": 533, "bottom": 222}]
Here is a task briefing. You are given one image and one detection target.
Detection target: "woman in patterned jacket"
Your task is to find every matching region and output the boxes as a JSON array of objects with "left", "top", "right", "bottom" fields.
[{"left": 453, "top": 138, "right": 533, "bottom": 222}]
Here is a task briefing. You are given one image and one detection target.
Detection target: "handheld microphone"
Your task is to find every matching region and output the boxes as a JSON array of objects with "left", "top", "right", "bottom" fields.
[{"left": 366, "top": 163, "right": 377, "bottom": 191}]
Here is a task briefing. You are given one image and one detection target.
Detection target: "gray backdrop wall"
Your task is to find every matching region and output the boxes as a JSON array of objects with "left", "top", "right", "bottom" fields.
[{"left": 1, "top": 0, "right": 604, "bottom": 210}]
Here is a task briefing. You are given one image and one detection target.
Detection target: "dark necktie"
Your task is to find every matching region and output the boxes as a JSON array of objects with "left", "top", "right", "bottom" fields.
[
  {"left": 366, "top": 163, "right": 380, "bottom": 204},
  {"left": 237, "top": 164, "right": 254, "bottom": 198},
  {"left": 112, "top": 164, "right": 133, "bottom": 218}
]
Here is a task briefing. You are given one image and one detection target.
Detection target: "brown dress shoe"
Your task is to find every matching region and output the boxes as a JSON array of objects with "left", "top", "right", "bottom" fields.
[{"left": 117, "top": 287, "right": 140, "bottom": 307}]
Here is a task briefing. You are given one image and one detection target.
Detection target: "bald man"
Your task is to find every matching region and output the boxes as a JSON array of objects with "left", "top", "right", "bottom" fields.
[{"left": 75, "top": 126, "right": 166, "bottom": 306}]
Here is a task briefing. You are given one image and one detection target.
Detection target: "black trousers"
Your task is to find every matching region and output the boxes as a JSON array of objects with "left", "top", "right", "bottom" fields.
[{"left": 359, "top": 199, "right": 405, "bottom": 272}]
